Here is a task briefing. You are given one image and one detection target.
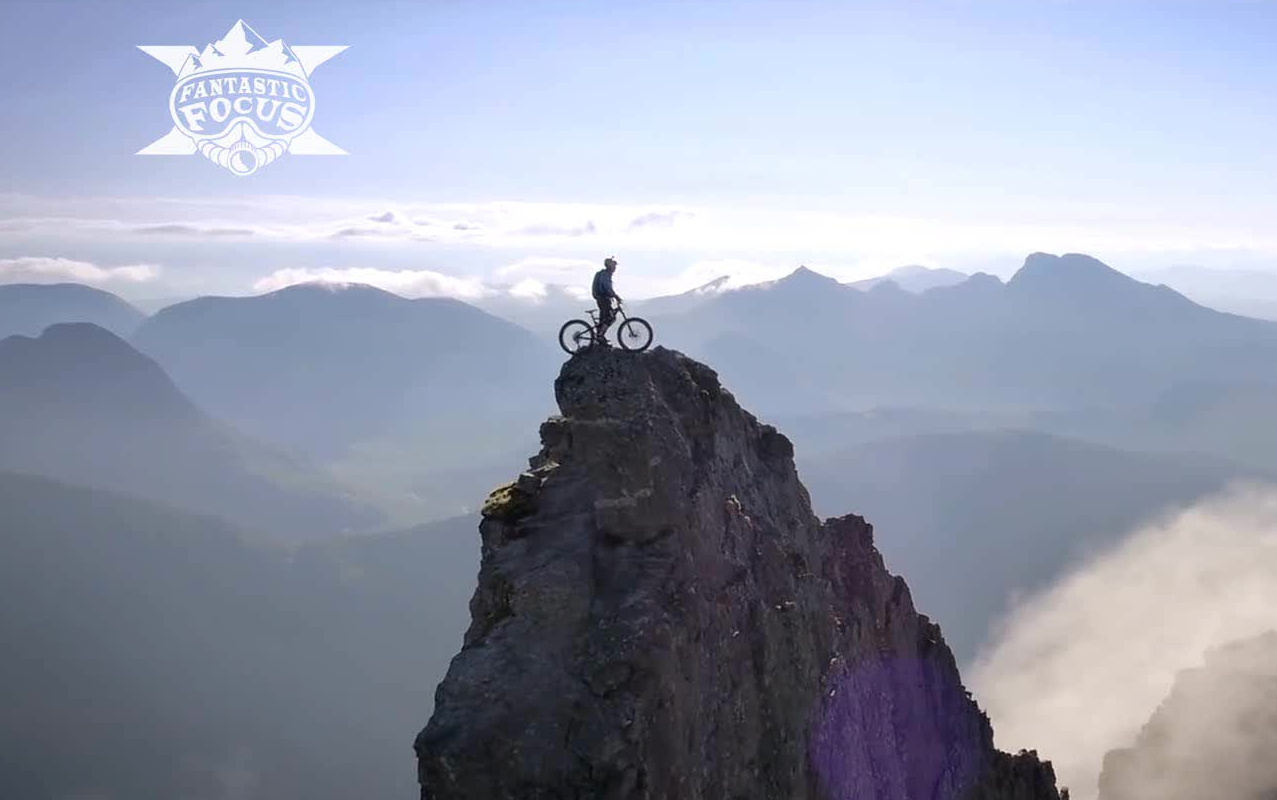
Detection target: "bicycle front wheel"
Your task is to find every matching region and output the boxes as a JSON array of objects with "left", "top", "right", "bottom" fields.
[
  {"left": 558, "top": 319, "right": 595, "bottom": 354},
  {"left": 617, "top": 317, "right": 653, "bottom": 352}
]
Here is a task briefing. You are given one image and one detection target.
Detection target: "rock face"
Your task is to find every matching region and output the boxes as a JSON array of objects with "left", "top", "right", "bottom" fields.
[
  {"left": 1099, "top": 631, "right": 1277, "bottom": 800},
  {"left": 416, "top": 346, "right": 1063, "bottom": 800}
]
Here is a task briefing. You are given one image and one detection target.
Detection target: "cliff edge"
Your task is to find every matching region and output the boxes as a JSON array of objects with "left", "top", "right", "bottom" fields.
[{"left": 415, "top": 346, "right": 1062, "bottom": 800}]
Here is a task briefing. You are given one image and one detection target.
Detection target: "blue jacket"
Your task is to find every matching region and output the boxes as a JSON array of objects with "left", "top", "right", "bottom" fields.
[{"left": 592, "top": 268, "right": 616, "bottom": 301}]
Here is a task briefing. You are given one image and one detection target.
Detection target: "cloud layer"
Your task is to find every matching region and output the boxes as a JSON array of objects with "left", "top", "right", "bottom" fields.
[
  {"left": 969, "top": 484, "right": 1277, "bottom": 800},
  {"left": 0, "top": 257, "right": 159, "bottom": 285},
  {"left": 251, "top": 267, "right": 492, "bottom": 300},
  {"left": 9, "top": 193, "right": 1277, "bottom": 259},
  {"left": 11, "top": 193, "right": 1277, "bottom": 302}
]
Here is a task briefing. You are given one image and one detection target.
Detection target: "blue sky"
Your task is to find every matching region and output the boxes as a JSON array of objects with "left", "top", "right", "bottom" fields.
[{"left": 3, "top": 0, "right": 1277, "bottom": 300}]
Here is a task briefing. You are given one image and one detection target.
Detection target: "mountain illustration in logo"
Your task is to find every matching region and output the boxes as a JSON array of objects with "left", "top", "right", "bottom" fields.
[
  {"left": 138, "top": 21, "right": 347, "bottom": 177},
  {"left": 177, "top": 20, "right": 307, "bottom": 79}
]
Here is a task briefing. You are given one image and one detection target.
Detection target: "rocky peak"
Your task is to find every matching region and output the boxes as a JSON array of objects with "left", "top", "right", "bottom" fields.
[
  {"left": 415, "top": 346, "right": 1063, "bottom": 800},
  {"left": 1006, "top": 252, "right": 1141, "bottom": 298},
  {"left": 775, "top": 265, "right": 845, "bottom": 290}
]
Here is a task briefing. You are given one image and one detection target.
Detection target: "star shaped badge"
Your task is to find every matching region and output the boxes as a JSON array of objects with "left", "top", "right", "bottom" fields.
[{"left": 138, "top": 20, "right": 347, "bottom": 176}]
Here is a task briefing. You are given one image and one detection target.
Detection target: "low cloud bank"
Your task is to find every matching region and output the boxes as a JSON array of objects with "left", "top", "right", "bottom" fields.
[
  {"left": 251, "top": 267, "right": 492, "bottom": 300},
  {"left": 0, "top": 256, "right": 159, "bottom": 285},
  {"left": 969, "top": 484, "right": 1277, "bottom": 800}
]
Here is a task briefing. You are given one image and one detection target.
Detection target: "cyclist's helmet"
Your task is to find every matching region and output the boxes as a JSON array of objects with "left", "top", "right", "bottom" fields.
[{"left": 604, "top": 256, "right": 618, "bottom": 268}]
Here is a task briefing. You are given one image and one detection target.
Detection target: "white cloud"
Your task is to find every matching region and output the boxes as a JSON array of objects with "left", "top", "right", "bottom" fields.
[
  {"left": 249, "top": 259, "right": 612, "bottom": 305},
  {"left": 969, "top": 484, "right": 1277, "bottom": 800},
  {"left": 132, "top": 223, "right": 255, "bottom": 237},
  {"left": 0, "top": 256, "right": 160, "bottom": 285},
  {"left": 507, "top": 278, "right": 548, "bottom": 301},
  {"left": 251, "top": 267, "right": 494, "bottom": 301},
  {"left": 495, "top": 256, "right": 596, "bottom": 283},
  {"left": 513, "top": 220, "right": 596, "bottom": 237},
  {"left": 627, "top": 209, "right": 694, "bottom": 230}
]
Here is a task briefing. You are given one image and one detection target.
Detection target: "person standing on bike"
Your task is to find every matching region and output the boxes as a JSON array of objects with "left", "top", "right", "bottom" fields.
[{"left": 592, "top": 256, "right": 622, "bottom": 344}]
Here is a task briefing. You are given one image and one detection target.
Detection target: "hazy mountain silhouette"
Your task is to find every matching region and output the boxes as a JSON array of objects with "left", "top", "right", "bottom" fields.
[
  {"left": 1005, "top": 252, "right": 1202, "bottom": 316},
  {"left": 1136, "top": 264, "right": 1277, "bottom": 321},
  {"left": 1054, "top": 378, "right": 1277, "bottom": 476},
  {"left": 133, "top": 295, "right": 195, "bottom": 314},
  {"left": 774, "top": 405, "right": 1019, "bottom": 458},
  {"left": 631, "top": 275, "right": 735, "bottom": 317},
  {"left": 0, "top": 323, "right": 378, "bottom": 538},
  {"left": 654, "top": 252, "right": 1277, "bottom": 417},
  {"left": 474, "top": 283, "right": 589, "bottom": 333},
  {"left": 0, "top": 282, "right": 145, "bottom": 339},
  {"left": 798, "top": 429, "right": 1265, "bottom": 661},
  {"left": 132, "top": 282, "right": 557, "bottom": 457},
  {"left": 849, "top": 264, "right": 968, "bottom": 293},
  {"left": 0, "top": 470, "right": 475, "bottom": 800}
]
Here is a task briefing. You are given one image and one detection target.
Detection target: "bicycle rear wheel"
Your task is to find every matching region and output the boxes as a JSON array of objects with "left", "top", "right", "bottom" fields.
[
  {"left": 558, "top": 319, "right": 595, "bottom": 354},
  {"left": 617, "top": 317, "right": 653, "bottom": 352}
]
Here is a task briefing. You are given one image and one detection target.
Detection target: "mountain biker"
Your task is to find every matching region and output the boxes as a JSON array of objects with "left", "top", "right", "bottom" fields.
[{"left": 592, "top": 257, "right": 621, "bottom": 344}]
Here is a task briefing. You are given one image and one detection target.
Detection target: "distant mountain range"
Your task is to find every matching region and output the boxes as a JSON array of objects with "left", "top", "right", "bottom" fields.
[
  {"left": 130, "top": 282, "right": 559, "bottom": 523},
  {"left": 0, "top": 282, "right": 145, "bottom": 339},
  {"left": 132, "top": 282, "right": 557, "bottom": 457},
  {"left": 848, "top": 264, "right": 968, "bottom": 292},
  {"left": 12, "top": 253, "right": 1277, "bottom": 520},
  {"left": 655, "top": 253, "right": 1277, "bottom": 420},
  {"left": 0, "top": 323, "right": 378, "bottom": 538},
  {"left": 469, "top": 265, "right": 969, "bottom": 334}
]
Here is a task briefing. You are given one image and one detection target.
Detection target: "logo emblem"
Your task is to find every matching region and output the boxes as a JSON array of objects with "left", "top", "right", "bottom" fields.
[{"left": 138, "top": 20, "right": 347, "bottom": 176}]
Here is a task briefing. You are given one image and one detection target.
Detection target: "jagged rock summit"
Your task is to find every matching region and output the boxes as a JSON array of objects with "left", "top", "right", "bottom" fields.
[{"left": 416, "top": 346, "right": 1063, "bottom": 800}]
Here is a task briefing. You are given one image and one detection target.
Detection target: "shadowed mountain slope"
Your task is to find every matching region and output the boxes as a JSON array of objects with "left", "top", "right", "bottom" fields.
[
  {"left": 0, "top": 323, "right": 378, "bottom": 538},
  {"left": 0, "top": 471, "right": 475, "bottom": 800}
]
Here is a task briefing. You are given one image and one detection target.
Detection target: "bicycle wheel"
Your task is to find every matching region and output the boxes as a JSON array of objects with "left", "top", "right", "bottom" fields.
[
  {"left": 617, "top": 317, "right": 653, "bottom": 352},
  {"left": 558, "top": 319, "right": 595, "bottom": 354}
]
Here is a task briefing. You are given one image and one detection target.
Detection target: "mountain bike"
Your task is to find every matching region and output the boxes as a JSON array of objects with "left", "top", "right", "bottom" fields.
[{"left": 558, "top": 302, "right": 654, "bottom": 354}]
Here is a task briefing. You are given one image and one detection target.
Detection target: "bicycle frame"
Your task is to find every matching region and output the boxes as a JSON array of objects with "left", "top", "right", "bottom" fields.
[{"left": 586, "top": 302, "right": 630, "bottom": 325}]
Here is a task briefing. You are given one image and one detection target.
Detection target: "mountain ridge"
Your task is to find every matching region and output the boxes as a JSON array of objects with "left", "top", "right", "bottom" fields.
[
  {"left": 850, "top": 264, "right": 969, "bottom": 293},
  {"left": 0, "top": 282, "right": 146, "bottom": 339},
  {"left": 648, "top": 252, "right": 1277, "bottom": 418},
  {"left": 132, "top": 280, "right": 556, "bottom": 457}
]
